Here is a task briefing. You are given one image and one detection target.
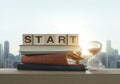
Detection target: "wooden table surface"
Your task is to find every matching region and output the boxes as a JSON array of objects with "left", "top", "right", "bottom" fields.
[
  {"left": 0, "top": 68, "right": 120, "bottom": 74},
  {"left": 0, "top": 68, "right": 120, "bottom": 84}
]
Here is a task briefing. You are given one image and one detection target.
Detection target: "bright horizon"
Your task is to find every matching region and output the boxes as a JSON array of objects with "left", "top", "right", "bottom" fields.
[{"left": 0, "top": 0, "right": 120, "bottom": 55}]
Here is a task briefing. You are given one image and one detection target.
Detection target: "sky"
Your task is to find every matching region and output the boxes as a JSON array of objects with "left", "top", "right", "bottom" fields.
[{"left": 0, "top": 0, "right": 120, "bottom": 55}]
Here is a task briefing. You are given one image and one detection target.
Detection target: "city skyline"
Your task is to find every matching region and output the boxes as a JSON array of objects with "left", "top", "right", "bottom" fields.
[
  {"left": 0, "top": 0, "right": 120, "bottom": 55},
  {"left": 0, "top": 39, "right": 120, "bottom": 68},
  {"left": 0, "top": 39, "right": 119, "bottom": 56}
]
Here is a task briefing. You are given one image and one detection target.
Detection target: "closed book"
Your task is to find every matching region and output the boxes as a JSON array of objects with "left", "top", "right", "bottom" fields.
[
  {"left": 21, "top": 53, "right": 68, "bottom": 65},
  {"left": 21, "top": 52, "right": 84, "bottom": 65},
  {"left": 17, "top": 64, "right": 86, "bottom": 71},
  {"left": 19, "top": 45, "right": 80, "bottom": 54}
]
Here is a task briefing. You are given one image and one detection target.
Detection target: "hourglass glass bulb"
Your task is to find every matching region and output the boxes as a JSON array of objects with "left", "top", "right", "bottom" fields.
[
  {"left": 86, "top": 41, "right": 104, "bottom": 70},
  {"left": 87, "top": 41, "right": 102, "bottom": 55}
]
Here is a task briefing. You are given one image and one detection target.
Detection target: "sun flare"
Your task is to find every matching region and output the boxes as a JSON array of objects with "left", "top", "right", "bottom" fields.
[{"left": 78, "top": 29, "right": 96, "bottom": 58}]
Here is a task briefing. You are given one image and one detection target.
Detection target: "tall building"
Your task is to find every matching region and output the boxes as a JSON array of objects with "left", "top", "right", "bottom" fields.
[
  {"left": 4, "top": 41, "right": 9, "bottom": 59},
  {"left": 108, "top": 49, "right": 118, "bottom": 68},
  {"left": 3, "top": 41, "right": 9, "bottom": 68},
  {"left": 106, "top": 40, "right": 118, "bottom": 68},
  {"left": 0, "top": 44, "right": 3, "bottom": 68},
  {"left": 106, "top": 40, "right": 111, "bottom": 54},
  {"left": 117, "top": 60, "right": 120, "bottom": 68},
  {"left": 8, "top": 53, "right": 15, "bottom": 68},
  {"left": 106, "top": 40, "right": 112, "bottom": 68}
]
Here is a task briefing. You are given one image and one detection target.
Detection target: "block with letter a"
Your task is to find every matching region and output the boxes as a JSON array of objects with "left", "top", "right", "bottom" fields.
[{"left": 44, "top": 34, "right": 56, "bottom": 45}]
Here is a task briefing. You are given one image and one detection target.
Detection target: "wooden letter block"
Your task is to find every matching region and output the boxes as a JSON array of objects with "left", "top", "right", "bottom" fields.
[
  {"left": 55, "top": 34, "right": 67, "bottom": 45},
  {"left": 33, "top": 34, "right": 45, "bottom": 45},
  {"left": 44, "top": 34, "right": 56, "bottom": 45},
  {"left": 22, "top": 34, "right": 79, "bottom": 46},
  {"left": 68, "top": 34, "right": 79, "bottom": 45},
  {"left": 23, "top": 34, "right": 33, "bottom": 45}
]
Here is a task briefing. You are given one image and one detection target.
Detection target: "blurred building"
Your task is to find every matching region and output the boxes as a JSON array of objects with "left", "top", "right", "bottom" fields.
[
  {"left": 13, "top": 54, "right": 21, "bottom": 68},
  {"left": 108, "top": 49, "right": 118, "bottom": 68},
  {"left": 3, "top": 41, "right": 9, "bottom": 68},
  {"left": 8, "top": 53, "right": 15, "bottom": 68},
  {"left": 106, "top": 40, "right": 111, "bottom": 54},
  {"left": 117, "top": 60, "right": 120, "bottom": 68},
  {"left": 13, "top": 61, "right": 20, "bottom": 68},
  {"left": 0, "top": 44, "right": 3, "bottom": 68},
  {"left": 106, "top": 40, "right": 112, "bottom": 68},
  {"left": 97, "top": 52, "right": 107, "bottom": 68},
  {"left": 106, "top": 40, "right": 119, "bottom": 68},
  {"left": 4, "top": 41, "right": 9, "bottom": 58}
]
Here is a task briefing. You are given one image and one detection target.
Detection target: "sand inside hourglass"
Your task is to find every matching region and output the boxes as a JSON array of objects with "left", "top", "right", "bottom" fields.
[{"left": 88, "top": 48, "right": 101, "bottom": 55}]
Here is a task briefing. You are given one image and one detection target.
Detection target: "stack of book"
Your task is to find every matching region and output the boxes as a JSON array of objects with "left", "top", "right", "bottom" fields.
[{"left": 17, "top": 34, "right": 86, "bottom": 71}]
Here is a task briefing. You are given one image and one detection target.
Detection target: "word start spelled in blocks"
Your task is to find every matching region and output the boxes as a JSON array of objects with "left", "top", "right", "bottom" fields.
[{"left": 23, "top": 34, "right": 79, "bottom": 45}]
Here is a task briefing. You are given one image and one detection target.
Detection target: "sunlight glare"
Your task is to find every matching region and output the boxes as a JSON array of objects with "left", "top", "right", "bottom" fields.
[{"left": 78, "top": 29, "right": 96, "bottom": 59}]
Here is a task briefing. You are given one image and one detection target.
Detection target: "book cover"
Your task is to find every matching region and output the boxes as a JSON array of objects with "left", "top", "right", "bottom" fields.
[
  {"left": 21, "top": 53, "right": 68, "bottom": 65},
  {"left": 19, "top": 45, "right": 80, "bottom": 54},
  {"left": 17, "top": 64, "right": 86, "bottom": 71},
  {"left": 21, "top": 52, "right": 84, "bottom": 65}
]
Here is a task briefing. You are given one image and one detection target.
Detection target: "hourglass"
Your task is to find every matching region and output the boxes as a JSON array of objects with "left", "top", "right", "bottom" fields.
[{"left": 86, "top": 41, "right": 105, "bottom": 70}]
